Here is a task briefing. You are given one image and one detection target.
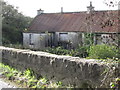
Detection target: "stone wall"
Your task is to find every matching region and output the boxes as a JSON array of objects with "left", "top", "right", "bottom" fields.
[{"left": 0, "top": 46, "right": 119, "bottom": 88}]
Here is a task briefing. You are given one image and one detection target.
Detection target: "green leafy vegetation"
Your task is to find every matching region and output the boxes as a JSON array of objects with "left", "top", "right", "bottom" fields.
[
  {"left": 83, "top": 33, "right": 94, "bottom": 46},
  {"left": 2, "top": 1, "right": 33, "bottom": 45},
  {"left": 88, "top": 44, "right": 119, "bottom": 59},
  {"left": 44, "top": 44, "right": 120, "bottom": 60},
  {"left": 44, "top": 45, "right": 89, "bottom": 58},
  {"left": 0, "top": 63, "right": 64, "bottom": 88}
]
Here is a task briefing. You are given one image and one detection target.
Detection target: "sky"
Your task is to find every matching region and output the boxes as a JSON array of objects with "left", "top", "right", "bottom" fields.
[{"left": 4, "top": 0, "right": 119, "bottom": 17}]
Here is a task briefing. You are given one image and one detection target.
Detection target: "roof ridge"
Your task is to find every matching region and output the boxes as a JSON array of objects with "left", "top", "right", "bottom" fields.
[{"left": 36, "top": 9, "right": 118, "bottom": 15}]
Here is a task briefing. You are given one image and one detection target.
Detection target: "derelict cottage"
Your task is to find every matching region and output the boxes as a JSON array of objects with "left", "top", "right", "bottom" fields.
[{"left": 23, "top": 2, "right": 120, "bottom": 50}]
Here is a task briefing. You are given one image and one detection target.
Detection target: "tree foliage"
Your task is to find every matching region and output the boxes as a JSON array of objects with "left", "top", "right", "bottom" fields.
[{"left": 2, "top": 1, "right": 33, "bottom": 44}]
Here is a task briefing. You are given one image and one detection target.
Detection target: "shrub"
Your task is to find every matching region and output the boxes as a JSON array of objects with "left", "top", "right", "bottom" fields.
[{"left": 88, "top": 44, "right": 119, "bottom": 59}]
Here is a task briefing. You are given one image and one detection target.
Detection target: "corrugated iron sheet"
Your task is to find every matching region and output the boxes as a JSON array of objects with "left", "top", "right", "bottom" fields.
[{"left": 28, "top": 10, "right": 119, "bottom": 33}]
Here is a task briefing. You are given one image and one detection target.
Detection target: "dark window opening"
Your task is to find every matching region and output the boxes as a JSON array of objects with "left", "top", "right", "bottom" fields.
[{"left": 29, "top": 34, "right": 34, "bottom": 45}]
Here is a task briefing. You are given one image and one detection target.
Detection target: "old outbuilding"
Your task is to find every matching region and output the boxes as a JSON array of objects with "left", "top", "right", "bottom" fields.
[{"left": 23, "top": 2, "right": 120, "bottom": 50}]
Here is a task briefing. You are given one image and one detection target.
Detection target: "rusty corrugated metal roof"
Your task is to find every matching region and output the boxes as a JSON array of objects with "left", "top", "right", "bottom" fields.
[{"left": 28, "top": 10, "right": 120, "bottom": 33}]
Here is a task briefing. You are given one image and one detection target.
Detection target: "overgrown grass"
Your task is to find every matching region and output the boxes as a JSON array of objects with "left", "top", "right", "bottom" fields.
[{"left": 0, "top": 63, "right": 64, "bottom": 88}]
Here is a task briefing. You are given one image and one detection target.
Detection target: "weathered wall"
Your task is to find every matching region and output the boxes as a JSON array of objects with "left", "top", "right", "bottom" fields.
[
  {"left": 55, "top": 32, "right": 82, "bottom": 48},
  {"left": 23, "top": 33, "right": 51, "bottom": 50},
  {"left": 23, "top": 33, "right": 29, "bottom": 47},
  {"left": 1, "top": 46, "right": 119, "bottom": 88},
  {"left": 23, "top": 32, "right": 82, "bottom": 50}
]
